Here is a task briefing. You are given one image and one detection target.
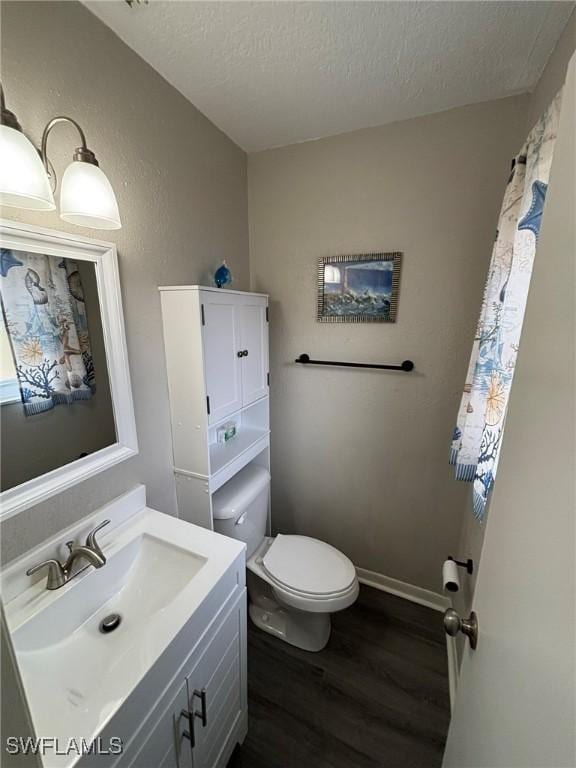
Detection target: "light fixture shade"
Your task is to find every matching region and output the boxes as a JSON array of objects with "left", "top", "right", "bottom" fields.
[
  {"left": 0, "top": 125, "right": 56, "bottom": 210},
  {"left": 59, "top": 161, "right": 121, "bottom": 230}
]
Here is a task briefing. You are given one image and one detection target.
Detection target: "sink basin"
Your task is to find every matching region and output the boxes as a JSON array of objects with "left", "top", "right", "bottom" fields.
[
  {"left": 2, "top": 496, "right": 245, "bottom": 767},
  {"left": 15, "top": 534, "right": 206, "bottom": 652},
  {"left": 11, "top": 532, "right": 206, "bottom": 754}
]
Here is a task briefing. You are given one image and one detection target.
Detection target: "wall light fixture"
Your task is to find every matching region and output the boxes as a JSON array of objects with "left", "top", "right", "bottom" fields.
[
  {"left": 0, "top": 85, "right": 56, "bottom": 211},
  {"left": 0, "top": 83, "right": 121, "bottom": 230}
]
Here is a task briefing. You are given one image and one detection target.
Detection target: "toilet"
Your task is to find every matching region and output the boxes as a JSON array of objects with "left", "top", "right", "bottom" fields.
[{"left": 212, "top": 464, "right": 359, "bottom": 652}]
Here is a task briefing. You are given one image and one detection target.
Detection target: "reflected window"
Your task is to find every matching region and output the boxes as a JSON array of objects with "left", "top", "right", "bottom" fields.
[
  {"left": 0, "top": 316, "right": 19, "bottom": 405},
  {"left": 324, "top": 265, "right": 341, "bottom": 283}
]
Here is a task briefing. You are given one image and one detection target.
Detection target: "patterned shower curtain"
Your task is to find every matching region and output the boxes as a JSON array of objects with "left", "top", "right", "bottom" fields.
[
  {"left": 450, "top": 90, "right": 563, "bottom": 520},
  {"left": 0, "top": 249, "right": 96, "bottom": 415}
]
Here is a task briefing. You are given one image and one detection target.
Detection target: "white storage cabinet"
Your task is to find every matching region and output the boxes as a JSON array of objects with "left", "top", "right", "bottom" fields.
[{"left": 159, "top": 287, "right": 270, "bottom": 529}]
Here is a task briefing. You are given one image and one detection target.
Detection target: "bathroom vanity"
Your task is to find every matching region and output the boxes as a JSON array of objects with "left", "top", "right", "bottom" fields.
[{"left": 1, "top": 487, "right": 247, "bottom": 768}]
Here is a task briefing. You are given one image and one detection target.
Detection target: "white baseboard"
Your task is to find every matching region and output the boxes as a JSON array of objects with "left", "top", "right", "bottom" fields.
[
  {"left": 356, "top": 567, "right": 450, "bottom": 612},
  {"left": 355, "top": 566, "right": 458, "bottom": 710}
]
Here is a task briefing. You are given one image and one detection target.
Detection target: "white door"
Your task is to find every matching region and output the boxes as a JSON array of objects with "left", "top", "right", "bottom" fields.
[
  {"left": 238, "top": 300, "right": 269, "bottom": 406},
  {"left": 443, "top": 56, "right": 575, "bottom": 768},
  {"left": 201, "top": 294, "right": 243, "bottom": 424}
]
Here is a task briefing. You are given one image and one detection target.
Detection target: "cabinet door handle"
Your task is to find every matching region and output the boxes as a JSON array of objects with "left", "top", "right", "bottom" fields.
[
  {"left": 193, "top": 688, "right": 208, "bottom": 727},
  {"left": 237, "top": 350, "right": 243, "bottom": 358},
  {"left": 243, "top": 349, "right": 249, "bottom": 357},
  {"left": 180, "top": 708, "right": 195, "bottom": 748}
]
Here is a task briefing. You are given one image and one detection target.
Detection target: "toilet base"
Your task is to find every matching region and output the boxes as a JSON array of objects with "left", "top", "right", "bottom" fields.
[
  {"left": 247, "top": 569, "right": 331, "bottom": 652},
  {"left": 249, "top": 601, "right": 331, "bottom": 652}
]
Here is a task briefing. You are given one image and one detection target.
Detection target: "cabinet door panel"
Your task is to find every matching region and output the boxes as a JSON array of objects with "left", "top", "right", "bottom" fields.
[
  {"left": 202, "top": 671, "right": 241, "bottom": 768},
  {"left": 186, "top": 596, "right": 246, "bottom": 768},
  {"left": 124, "top": 682, "right": 192, "bottom": 768},
  {"left": 239, "top": 303, "right": 268, "bottom": 406},
  {"left": 202, "top": 298, "right": 242, "bottom": 424}
]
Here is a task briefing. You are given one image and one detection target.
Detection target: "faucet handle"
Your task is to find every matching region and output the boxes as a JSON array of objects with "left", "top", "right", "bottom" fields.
[
  {"left": 26, "top": 559, "right": 66, "bottom": 590},
  {"left": 85, "top": 519, "right": 110, "bottom": 558}
]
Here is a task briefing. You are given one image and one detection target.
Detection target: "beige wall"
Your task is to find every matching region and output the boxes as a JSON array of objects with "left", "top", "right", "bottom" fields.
[
  {"left": 454, "top": 8, "right": 576, "bottom": 619},
  {"left": 0, "top": 1, "right": 249, "bottom": 563},
  {"left": 526, "top": 8, "right": 576, "bottom": 128},
  {"left": 248, "top": 96, "right": 528, "bottom": 591}
]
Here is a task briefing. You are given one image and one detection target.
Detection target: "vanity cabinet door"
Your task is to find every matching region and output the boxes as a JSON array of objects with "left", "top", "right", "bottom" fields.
[
  {"left": 201, "top": 294, "right": 243, "bottom": 425},
  {"left": 124, "top": 681, "right": 193, "bottom": 768},
  {"left": 185, "top": 592, "right": 247, "bottom": 768},
  {"left": 238, "top": 300, "right": 269, "bottom": 407}
]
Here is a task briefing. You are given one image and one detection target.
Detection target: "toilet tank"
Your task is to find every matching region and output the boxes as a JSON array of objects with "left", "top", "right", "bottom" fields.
[{"left": 212, "top": 465, "right": 270, "bottom": 559}]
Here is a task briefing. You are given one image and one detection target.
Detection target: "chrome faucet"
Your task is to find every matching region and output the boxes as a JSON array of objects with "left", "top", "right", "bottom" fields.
[{"left": 26, "top": 520, "right": 110, "bottom": 590}]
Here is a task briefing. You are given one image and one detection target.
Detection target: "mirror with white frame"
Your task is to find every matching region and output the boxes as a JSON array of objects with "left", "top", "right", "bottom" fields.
[{"left": 0, "top": 220, "right": 138, "bottom": 520}]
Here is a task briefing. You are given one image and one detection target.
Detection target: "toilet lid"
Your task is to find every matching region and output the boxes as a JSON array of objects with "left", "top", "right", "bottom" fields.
[{"left": 262, "top": 534, "right": 357, "bottom": 596}]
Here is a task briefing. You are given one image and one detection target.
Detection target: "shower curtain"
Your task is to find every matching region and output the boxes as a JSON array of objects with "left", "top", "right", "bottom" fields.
[
  {"left": 450, "top": 90, "right": 563, "bottom": 520},
  {"left": 0, "top": 250, "right": 96, "bottom": 415}
]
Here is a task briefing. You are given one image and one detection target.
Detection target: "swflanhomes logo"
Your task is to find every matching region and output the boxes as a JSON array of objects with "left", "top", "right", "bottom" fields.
[{"left": 5, "top": 736, "right": 123, "bottom": 757}]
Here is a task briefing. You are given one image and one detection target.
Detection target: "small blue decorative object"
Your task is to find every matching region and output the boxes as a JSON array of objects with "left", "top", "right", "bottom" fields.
[{"left": 214, "top": 260, "right": 232, "bottom": 289}]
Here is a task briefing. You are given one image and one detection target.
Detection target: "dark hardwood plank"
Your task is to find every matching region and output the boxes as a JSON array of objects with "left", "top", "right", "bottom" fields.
[{"left": 228, "top": 585, "right": 450, "bottom": 768}]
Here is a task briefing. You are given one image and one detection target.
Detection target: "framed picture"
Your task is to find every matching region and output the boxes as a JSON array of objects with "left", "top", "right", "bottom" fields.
[{"left": 317, "top": 252, "right": 402, "bottom": 323}]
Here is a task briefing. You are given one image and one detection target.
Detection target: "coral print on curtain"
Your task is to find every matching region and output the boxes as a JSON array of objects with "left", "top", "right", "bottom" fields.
[
  {"left": 450, "top": 90, "right": 563, "bottom": 520},
  {"left": 0, "top": 249, "right": 96, "bottom": 415}
]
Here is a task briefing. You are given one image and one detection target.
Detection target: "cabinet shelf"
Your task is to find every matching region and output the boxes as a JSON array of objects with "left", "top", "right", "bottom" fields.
[
  {"left": 208, "top": 394, "right": 268, "bottom": 430},
  {"left": 210, "top": 428, "right": 270, "bottom": 491}
]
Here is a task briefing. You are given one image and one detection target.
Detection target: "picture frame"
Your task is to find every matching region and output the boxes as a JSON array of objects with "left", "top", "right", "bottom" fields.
[{"left": 317, "top": 252, "right": 402, "bottom": 323}]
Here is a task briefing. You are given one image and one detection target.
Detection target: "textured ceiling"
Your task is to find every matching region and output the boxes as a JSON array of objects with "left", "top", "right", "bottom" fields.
[{"left": 85, "top": 1, "right": 574, "bottom": 152}]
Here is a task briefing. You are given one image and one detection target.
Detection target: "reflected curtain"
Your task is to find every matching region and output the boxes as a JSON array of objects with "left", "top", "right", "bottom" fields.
[
  {"left": 0, "top": 249, "right": 95, "bottom": 415},
  {"left": 450, "top": 90, "right": 563, "bottom": 519}
]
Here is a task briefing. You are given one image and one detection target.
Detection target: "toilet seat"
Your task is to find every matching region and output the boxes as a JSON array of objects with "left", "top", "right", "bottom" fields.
[
  {"left": 261, "top": 534, "right": 357, "bottom": 597},
  {"left": 247, "top": 535, "right": 360, "bottom": 618}
]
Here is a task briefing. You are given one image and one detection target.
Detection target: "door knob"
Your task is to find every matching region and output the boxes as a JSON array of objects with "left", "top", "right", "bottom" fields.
[{"left": 443, "top": 608, "right": 478, "bottom": 650}]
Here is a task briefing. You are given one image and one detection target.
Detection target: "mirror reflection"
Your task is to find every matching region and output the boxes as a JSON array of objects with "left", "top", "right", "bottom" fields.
[{"left": 0, "top": 249, "right": 116, "bottom": 491}]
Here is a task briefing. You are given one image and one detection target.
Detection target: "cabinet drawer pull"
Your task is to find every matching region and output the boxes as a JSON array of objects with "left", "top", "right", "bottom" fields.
[
  {"left": 180, "top": 708, "right": 195, "bottom": 747},
  {"left": 193, "top": 688, "right": 208, "bottom": 727}
]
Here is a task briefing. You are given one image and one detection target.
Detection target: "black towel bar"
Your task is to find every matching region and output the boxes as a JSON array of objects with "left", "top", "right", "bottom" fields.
[{"left": 295, "top": 353, "right": 414, "bottom": 372}]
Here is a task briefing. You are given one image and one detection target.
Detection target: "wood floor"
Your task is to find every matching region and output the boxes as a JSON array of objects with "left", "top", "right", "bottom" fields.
[{"left": 228, "top": 585, "right": 451, "bottom": 768}]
